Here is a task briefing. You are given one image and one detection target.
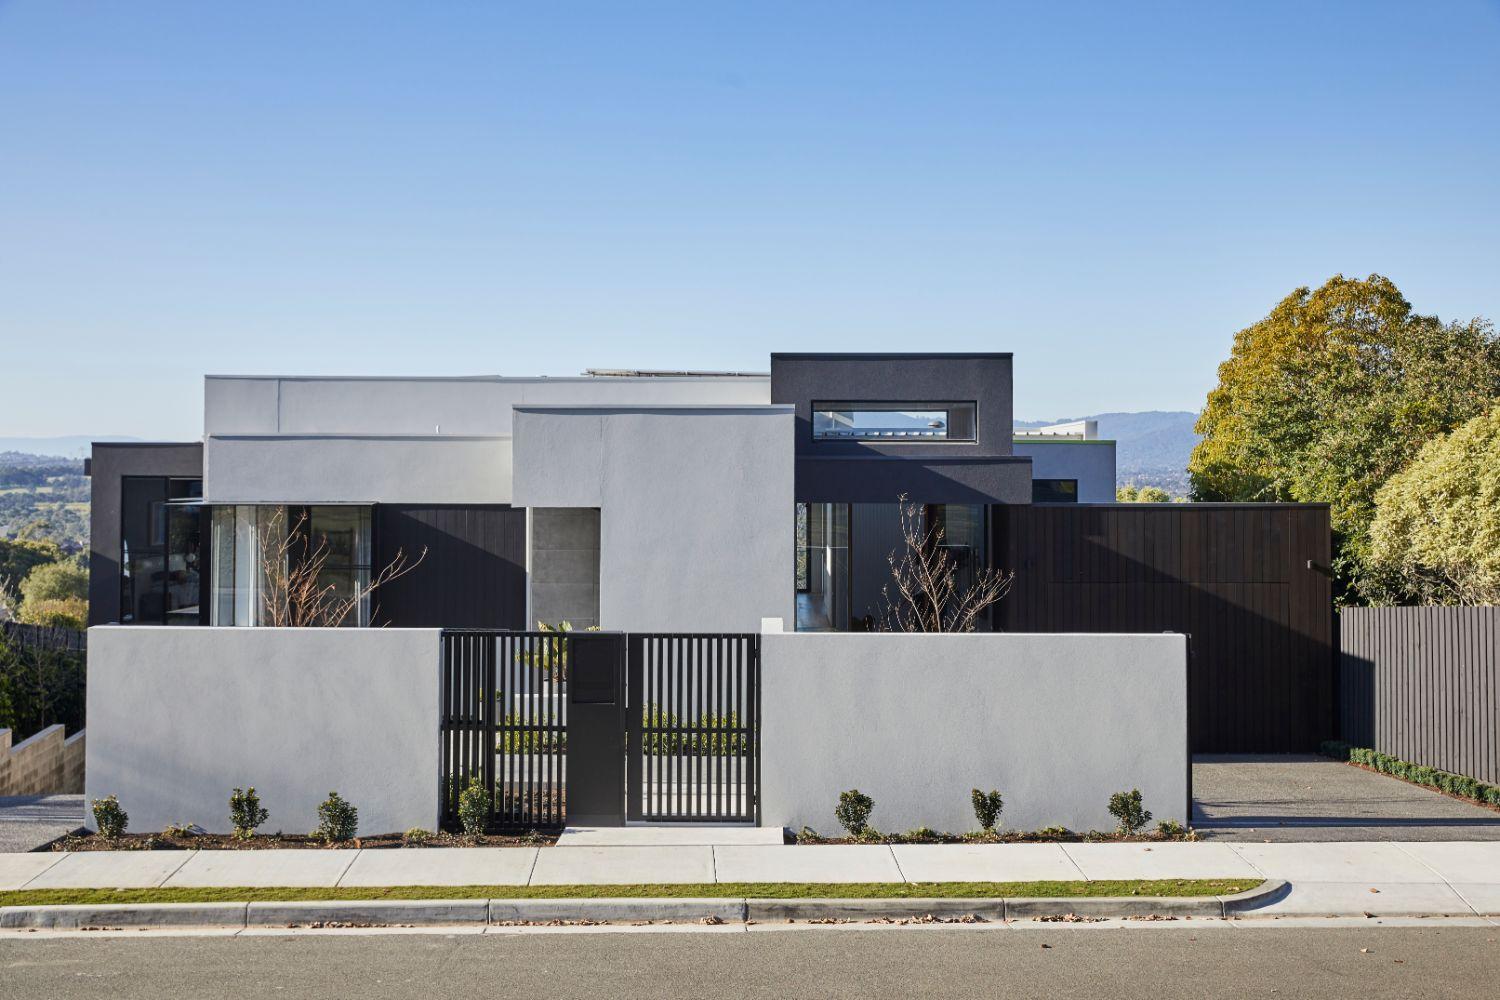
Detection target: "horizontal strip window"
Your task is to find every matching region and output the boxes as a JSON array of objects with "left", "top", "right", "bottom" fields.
[{"left": 812, "top": 401, "right": 976, "bottom": 441}]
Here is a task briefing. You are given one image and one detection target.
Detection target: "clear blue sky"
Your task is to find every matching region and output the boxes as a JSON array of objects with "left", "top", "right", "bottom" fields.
[{"left": 2, "top": 1, "right": 1497, "bottom": 439}]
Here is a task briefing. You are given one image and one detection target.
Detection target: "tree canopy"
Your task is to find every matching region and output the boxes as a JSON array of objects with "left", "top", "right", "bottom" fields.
[
  {"left": 19, "top": 560, "right": 88, "bottom": 605},
  {"left": 1370, "top": 405, "right": 1500, "bottom": 605},
  {"left": 0, "top": 537, "right": 61, "bottom": 590},
  {"left": 1189, "top": 274, "right": 1500, "bottom": 602},
  {"left": 1117, "top": 485, "right": 1172, "bottom": 503}
]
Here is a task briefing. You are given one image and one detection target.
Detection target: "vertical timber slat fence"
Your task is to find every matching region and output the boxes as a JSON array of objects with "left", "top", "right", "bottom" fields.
[{"left": 1340, "top": 606, "right": 1499, "bottom": 786}]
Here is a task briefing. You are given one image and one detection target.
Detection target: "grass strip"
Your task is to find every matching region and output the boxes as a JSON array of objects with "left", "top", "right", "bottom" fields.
[{"left": 0, "top": 879, "right": 1257, "bottom": 908}]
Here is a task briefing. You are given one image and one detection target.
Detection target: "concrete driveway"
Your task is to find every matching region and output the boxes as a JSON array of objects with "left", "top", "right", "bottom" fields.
[
  {"left": 0, "top": 794, "right": 83, "bottom": 853},
  {"left": 1192, "top": 755, "right": 1500, "bottom": 842}
]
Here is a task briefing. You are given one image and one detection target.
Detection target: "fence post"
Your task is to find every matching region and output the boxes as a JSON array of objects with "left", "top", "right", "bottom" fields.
[{"left": 565, "top": 631, "right": 627, "bottom": 827}]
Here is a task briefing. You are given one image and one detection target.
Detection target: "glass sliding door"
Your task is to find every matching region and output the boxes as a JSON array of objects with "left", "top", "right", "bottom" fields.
[
  {"left": 208, "top": 504, "right": 372, "bottom": 626},
  {"left": 793, "top": 501, "right": 990, "bottom": 632}
]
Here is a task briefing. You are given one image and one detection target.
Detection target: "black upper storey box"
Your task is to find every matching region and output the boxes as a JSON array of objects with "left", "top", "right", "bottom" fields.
[{"left": 769, "top": 353, "right": 1033, "bottom": 504}]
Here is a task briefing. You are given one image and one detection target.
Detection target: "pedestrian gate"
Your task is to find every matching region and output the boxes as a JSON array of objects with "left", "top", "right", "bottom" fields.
[{"left": 440, "top": 630, "right": 759, "bottom": 831}]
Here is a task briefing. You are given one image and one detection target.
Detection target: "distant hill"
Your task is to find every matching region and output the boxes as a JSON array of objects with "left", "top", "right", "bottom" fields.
[
  {"left": 1018, "top": 411, "right": 1200, "bottom": 496},
  {"left": 0, "top": 435, "right": 138, "bottom": 459}
]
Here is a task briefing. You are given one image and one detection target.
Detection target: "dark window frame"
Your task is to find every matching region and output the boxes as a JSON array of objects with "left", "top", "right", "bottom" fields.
[{"left": 810, "top": 400, "right": 978, "bottom": 443}]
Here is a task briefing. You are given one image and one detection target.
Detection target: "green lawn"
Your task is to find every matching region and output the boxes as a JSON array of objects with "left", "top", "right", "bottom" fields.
[{"left": 0, "top": 879, "right": 1257, "bottom": 908}]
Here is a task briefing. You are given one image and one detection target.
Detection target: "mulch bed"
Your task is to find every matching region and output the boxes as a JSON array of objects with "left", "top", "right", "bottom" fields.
[
  {"left": 49, "top": 829, "right": 559, "bottom": 852},
  {"left": 789, "top": 830, "right": 1197, "bottom": 845}
]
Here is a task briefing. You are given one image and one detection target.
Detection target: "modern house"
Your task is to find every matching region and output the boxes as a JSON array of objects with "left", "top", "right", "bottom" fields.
[{"left": 87, "top": 351, "right": 1333, "bottom": 752}]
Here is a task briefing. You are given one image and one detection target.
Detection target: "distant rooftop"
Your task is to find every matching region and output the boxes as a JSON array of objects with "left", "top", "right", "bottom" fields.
[{"left": 1014, "top": 419, "right": 1102, "bottom": 441}]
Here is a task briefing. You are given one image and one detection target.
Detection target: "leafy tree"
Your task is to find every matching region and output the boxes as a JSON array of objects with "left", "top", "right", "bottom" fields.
[
  {"left": 1189, "top": 274, "right": 1500, "bottom": 602},
  {"left": 0, "top": 537, "right": 61, "bottom": 591},
  {"left": 18, "top": 597, "right": 87, "bottom": 629},
  {"left": 1117, "top": 485, "right": 1172, "bottom": 503},
  {"left": 1370, "top": 405, "right": 1500, "bottom": 605},
  {"left": 20, "top": 561, "right": 87, "bottom": 605}
]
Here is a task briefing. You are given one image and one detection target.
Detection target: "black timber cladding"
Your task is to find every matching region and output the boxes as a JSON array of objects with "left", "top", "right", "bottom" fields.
[
  {"left": 770, "top": 353, "right": 1033, "bottom": 504},
  {"left": 372, "top": 504, "right": 527, "bottom": 629},
  {"left": 86, "top": 442, "right": 204, "bottom": 627},
  {"left": 992, "top": 503, "right": 1335, "bottom": 754}
]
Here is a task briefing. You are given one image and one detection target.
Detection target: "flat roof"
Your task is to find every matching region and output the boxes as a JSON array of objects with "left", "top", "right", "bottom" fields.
[{"left": 770, "top": 352, "right": 1013, "bottom": 360}]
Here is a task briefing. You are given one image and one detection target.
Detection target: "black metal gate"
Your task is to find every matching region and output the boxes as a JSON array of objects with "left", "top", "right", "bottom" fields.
[
  {"left": 626, "top": 633, "right": 760, "bottom": 824},
  {"left": 440, "top": 629, "right": 759, "bottom": 830},
  {"left": 440, "top": 630, "right": 567, "bottom": 831}
]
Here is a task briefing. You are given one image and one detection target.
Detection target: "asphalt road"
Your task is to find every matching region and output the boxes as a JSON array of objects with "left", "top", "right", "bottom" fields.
[{"left": 2, "top": 925, "right": 1497, "bottom": 999}]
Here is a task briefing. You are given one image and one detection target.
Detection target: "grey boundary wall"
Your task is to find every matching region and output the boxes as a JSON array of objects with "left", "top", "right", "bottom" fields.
[
  {"left": 1340, "top": 606, "right": 1499, "bottom": 785},
  {"left": 759, "top": 631, "right": 1189, "bottom": 834},
  {"left": 85, "top": 627, "right": 442, "bottom": 835}
]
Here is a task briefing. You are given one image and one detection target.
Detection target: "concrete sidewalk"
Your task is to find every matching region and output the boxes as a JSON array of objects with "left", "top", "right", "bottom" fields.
[{"left": 3, "top": 841, "right": 1498, "bottom": 916}]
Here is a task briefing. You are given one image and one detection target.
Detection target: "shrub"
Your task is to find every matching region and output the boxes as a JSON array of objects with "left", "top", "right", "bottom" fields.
[
  {"left": 20, "top": 562, "right": 88, "bottom": 606},
  {"left": 903, "top": 826, "right": 941, "bottom": 842},
  {"left": 92, "top": 795, "right": 128, "bottom": 840},
  {"left": 971, "top": 788, "right": 1003, "bottom": 832},
  {"left": 403, "top": 827, "right": 433, "bottom": 845},
  {"left": 16, "top": 596, "right": 87, "bottom": 630},
  {"left": 1321, "top": 741, "right": 1500, "bottom": 810},
  {"left": 162, "top": 822, "right": 202, "bottom": 838},
  {"left": 1107, "top": 789, "right": 1152, "bottom": 835},
  {"left": 315, "top": 791, "right": 359, "bottom": 843},
  {"left": 457, "top": 777, "right": 490, "bottom": 836},
  {"left": 1035, "top": 825, "right": 1070, "bottom": 839},
  {"left": 834, "top": 789, "right": 874, "bottom": 837},
  {"left": 796, "top": 825, "right": 823, "bottom": 844},
  {"left": 1156, "top": 818, "right": 1190, "bottom": 839},
  {"left": 229, "top": 787, "right": 269, "bottom": 840}
]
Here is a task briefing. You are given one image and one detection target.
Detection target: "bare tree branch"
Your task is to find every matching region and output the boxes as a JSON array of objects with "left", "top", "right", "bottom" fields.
[
  {"left": 256, "top": 507, "right": 426, "bottom": 627},
  {"left": 876, "top": 494, "right": 1014, "bottom": 632}
]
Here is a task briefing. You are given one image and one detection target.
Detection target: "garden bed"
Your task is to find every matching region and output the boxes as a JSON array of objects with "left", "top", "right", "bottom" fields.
[
  {"left": 787, "top": 827, "right": 1197, "bottom": 845},
  {"left": 46, "top": 829, "right": 559, "bottom": 852}
]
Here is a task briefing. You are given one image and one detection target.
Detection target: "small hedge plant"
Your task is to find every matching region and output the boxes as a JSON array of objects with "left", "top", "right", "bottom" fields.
[
  {"left": 835, "top": 789, "right": 875, "bottom": 837},
  {"left": 315, "top": 791, "right": 359, "bottom": 843},
  {"left": 1321, "top": 740, "right": 1500, "bottom": 808},
  {"left": 971, "top": 789, "right": 1003, "bottom": 833},
  {"left": 91, "top": 794, "right": 128, "bottom": 840},
  {"left": 229, "top": 787, "right": 269, "bottom": 840},
  {"left": 1107, "top": 789, "right": 1152, "bottom": 835},
  {"left": 457, "top": 777, "right": 491, "bottom": 836}
]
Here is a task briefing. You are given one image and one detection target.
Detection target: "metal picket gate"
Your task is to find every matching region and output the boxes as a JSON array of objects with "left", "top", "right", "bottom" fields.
[{"left": 439, "top": 630, "right": 759, "bottom": 832}]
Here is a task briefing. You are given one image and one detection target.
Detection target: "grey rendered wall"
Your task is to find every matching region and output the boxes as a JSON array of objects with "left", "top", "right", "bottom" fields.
[
  {"left": 205, "top": 375, "right": 772, "bottom": 436},
  {"left": 203, "top": 435, "right": 509, "bottom": 503},
  {"left": 85, "top": 627, "right": 441, "bottom": 835},
  {"left": 201, "top": 375, "right": 772, "bottom": 504},
  {"left": 759, "top": 631, "right": 1188, "bottom": 833},
  {"left": 87, "top": 442, "right": 204, "bottom": 626},
  {"left": 1340, "top": 606, "right": 1499, "bottom": 785},
  {"left": 1012, "top": 439, "right": 1117, "bottom": 503},
  {"left": 512, "top": 406, "right": 795, "bottom": 633}
]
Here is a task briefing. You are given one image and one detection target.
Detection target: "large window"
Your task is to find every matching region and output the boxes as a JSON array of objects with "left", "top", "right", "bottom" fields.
[
  {"left": 794, "top": 502, "right": 988, "bottom": 632},
  {"left": 120, "top": 477, "right": 203, "bottom": 624},
  {"left": 811, "top": 402, "right": 976, "bottom": 442},
  {"left": 209, "top": 505, "right": 372, "bottom": 626}
]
